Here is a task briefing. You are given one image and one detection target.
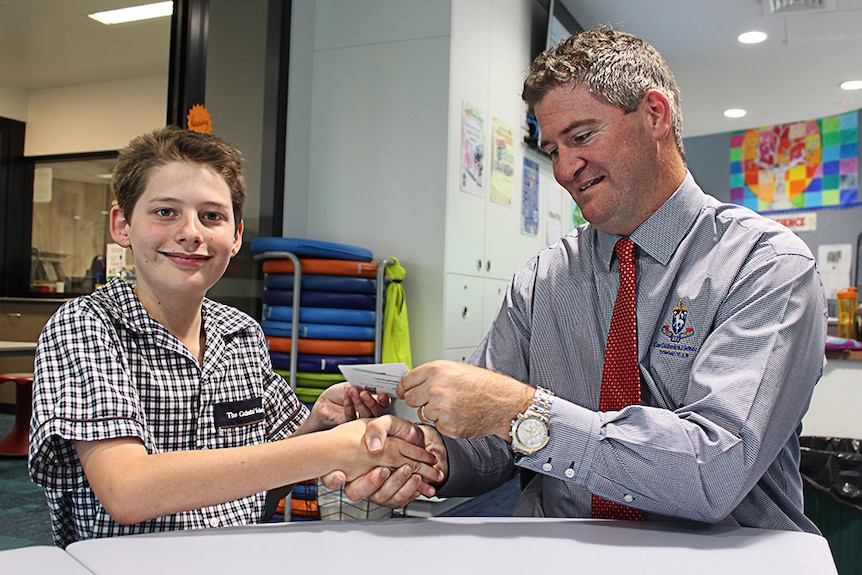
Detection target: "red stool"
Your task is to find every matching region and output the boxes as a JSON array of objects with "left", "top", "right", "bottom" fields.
[{"left": 0, "top": 373, "right": 34, "bottom": 457}]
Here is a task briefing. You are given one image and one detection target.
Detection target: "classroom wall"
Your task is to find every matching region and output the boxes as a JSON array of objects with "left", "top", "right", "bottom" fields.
[
  {"left": 685, "top": 112, "right": 862, "bottom": 290},
  {"left": 0, "top": 76, "right": 166, "bottom": 157}
]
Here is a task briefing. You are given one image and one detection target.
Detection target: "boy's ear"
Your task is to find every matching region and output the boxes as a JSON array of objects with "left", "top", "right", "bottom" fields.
[
  {"left": 231, "top": 220, "right": 244, "bottom": 257},
  {"left": 109, "top": 205, "right": 132, "bottom": 248}
]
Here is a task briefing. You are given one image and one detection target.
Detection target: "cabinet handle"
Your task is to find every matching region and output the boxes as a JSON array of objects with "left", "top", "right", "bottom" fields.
[
  {"left": 6, "top": 313, "right": 21, "bottom": 318},
  {"left": 486, "top": 260, "right": 491, "bottom": 273},
  {"left": 476, "top": 259, "right": 483, "bottom": 271},
  {"left": 461, "top": 306, "right": 469, "bottom": 319}
]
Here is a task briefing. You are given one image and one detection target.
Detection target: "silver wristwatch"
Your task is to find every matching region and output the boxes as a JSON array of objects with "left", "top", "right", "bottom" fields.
[{"left": 510, "top": 386, "right": 553, "bottom": 455}]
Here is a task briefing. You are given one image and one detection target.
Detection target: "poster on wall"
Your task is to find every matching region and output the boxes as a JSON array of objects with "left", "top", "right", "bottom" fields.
[
  {"left": 521, "top": 156, "right": 539, "bottom": 236},
  {"left": 491, "top": 117, "right": 515, "bottom": 206},
  {"left": 729, "top": 110, "right": 859, "bottom": 213},
  {"left": 460, "top": 101, "right": 485, "bottom": 197},
  {"left": 545, "top": 181, "right": 585, "bottom": 245},
  {"left": 817, "top": 243, "right": 853, "bottom": 300}
]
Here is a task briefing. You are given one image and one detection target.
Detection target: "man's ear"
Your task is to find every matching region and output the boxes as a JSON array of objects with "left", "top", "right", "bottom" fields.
[
  {"left": 109, "top": 205, "right": 132, "bottom": 248},
  {"left": 231, "top": 220, "right": 244, "bottom": 257},
  {"left": 642, "top": 89, "right": 673, "bottom": 140}
]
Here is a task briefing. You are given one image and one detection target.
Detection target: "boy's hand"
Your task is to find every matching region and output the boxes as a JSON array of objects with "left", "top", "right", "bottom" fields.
[
  {"left": 328, "top": 416, "right": 442, "bottom": 484},
  {"left": 307, "top": 382, "right": 391, "bottom": 431}
]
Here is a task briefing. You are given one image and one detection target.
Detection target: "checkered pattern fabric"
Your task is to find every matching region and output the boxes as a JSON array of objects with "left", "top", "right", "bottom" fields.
[{"left": 30, "top": 279, "right": 308, "bottom": 548}]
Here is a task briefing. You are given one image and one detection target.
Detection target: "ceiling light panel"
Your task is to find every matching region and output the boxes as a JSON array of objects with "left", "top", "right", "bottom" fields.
[{"left": 88, "top": 1, "right": 173, "bottom": 25}]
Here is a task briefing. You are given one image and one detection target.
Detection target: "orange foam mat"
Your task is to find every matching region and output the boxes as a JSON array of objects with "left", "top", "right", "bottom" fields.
[
  {"left": 267, "top": 336, "right": 375, "bottom": 355},
  {"left": 262, "top": 258, "right": 378, "bottom": 278}
]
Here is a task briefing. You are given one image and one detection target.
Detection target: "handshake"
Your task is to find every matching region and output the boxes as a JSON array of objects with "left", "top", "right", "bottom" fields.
[{"left": 313, "top": 360, "right": 533, "bottom": 508}]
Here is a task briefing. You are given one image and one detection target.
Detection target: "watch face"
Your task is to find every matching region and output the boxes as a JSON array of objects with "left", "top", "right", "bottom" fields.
[{"left": 516, "top": 417, "right": 548, "bottom": 449}]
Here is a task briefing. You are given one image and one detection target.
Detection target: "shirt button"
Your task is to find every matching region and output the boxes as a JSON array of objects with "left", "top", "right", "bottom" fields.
[
  {"left": 564, "top": 468, "right": 575, "bottom": 478},
  {"left": 542, "top": 462, "right": 552, "bottom": 472},
  {"left": 623, "top": 494, "right": 634, "bottom": 503},
  {"left": 209, "top": 517, "right": 220, "bottom": 528}
]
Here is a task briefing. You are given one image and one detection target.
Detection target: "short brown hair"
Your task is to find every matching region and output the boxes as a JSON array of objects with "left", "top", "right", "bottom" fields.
[
  {"left": 111, "top": 126, "right": 246, "bottom": 228},
  {"left": 522, "top": 26, "right": 684, "bottom": 159}
]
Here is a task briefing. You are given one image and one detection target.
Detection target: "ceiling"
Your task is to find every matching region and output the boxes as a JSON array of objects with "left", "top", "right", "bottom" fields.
[
  {"left": 1, "top": 0, "right": 861, "bottom": 145},
  {"left": 0, "top": 0, "right": 170, "bottom": 91},
  {"left": 0, "top": 0, "right": 171, "bottom": 183},
  {"left": 561, "top": 0, "right": 862, "bottom": 138}
]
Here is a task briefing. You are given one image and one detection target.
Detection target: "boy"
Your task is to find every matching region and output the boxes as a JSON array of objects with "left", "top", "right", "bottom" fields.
[{"left": 29, "top": 126, "right": 438, "bottom": 547}]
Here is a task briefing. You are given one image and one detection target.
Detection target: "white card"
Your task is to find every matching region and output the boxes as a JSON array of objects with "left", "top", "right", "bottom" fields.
[{"left": 339, "top": 362, "right": 408, "bottom": 397}]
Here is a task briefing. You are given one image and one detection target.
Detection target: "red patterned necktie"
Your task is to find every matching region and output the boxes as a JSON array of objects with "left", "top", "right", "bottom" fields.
[{"left": 591, "top": 237, "right": 644, "bottom": 521}]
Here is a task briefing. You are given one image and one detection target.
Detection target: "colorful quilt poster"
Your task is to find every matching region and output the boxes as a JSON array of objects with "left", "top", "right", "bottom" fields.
[{"left": 730, "top": 111, "right": 858, "bottom": 213}]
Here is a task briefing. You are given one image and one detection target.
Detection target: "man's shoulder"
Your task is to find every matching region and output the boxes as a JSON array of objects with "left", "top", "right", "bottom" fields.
[{"left": 711, "top": 202, "right": 814, "bottom": 257}]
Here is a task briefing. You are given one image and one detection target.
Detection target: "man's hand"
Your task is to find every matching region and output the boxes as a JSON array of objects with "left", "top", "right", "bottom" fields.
[
  {"left": 398, "top": 360, "right": 534, "bottom": 439},
  {"left": 321, "top": 418, "right": 447, "bottom": 507},
  {"left": 303, "top": 382, "right": 391, "bottom": 433},
  {"left": 324, "top": 416, "right": 440, "bottom": 483}
]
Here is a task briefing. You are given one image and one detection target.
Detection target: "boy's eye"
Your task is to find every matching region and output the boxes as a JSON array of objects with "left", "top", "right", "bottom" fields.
[
  {"left": 156, "top": 208, "right": 174, "bottom": 217},
  {"left": 202, "top": 212, "right": 223, "bottom": 222}
]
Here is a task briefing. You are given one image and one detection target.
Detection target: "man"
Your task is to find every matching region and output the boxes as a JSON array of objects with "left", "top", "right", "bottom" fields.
[{"left": 338, "top": 27, "right": 827, "bottom": 532}]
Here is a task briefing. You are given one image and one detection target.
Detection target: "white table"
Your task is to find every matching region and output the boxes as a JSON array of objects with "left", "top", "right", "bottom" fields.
[
  {"left": 0, "top": 341, "right": 37, "bottom": 357},
  {"left": 65, "top": 517, "right": 837, "bottom": 575},
  {"left": 0, "top": 545, "right": 92, "bottom": 574}
]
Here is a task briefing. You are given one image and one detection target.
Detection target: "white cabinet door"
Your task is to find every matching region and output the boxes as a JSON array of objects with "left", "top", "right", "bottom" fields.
[
  {"left": 443, "top": 273, "right": 485, "bottom": 349},
  {"left": 442, "top": 347, "right": 478, "bottom": 363},
  {"left": 482, "top": 277, "right": 509, "bottom": 336}
]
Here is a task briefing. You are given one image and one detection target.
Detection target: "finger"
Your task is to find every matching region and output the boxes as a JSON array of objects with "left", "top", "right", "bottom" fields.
[
  {"left": 355, "top": 390, "right": 390, "bottom": 418},
  {"left": 342, "top": 386, "right": 360, "bottom": 421},
  {"left": 388, "top": 436, "right": 437, "bottom": 466},
  {"left": 365, "top": 465, "right": 424, "bottom": 507},
  {"left": 396, "top": 363, "right": 429, "bottom": 399},
  {"left": 320, "top": 470, "right": 346, "bottom": 490},
  {"left": 342, "top": 466, "right": 393, "bottom": 502},
  {"left": 414, "top": 476, "right": 437, "bottom": 499},
  {"left": 373, "top": 472, "right": 428, "bottom": 507},
  {"left": 408, "top": 459, "right": 444, "bottom": 484},
  {"left": 363, "top": 417, "right": 390, "bottom": 453}
]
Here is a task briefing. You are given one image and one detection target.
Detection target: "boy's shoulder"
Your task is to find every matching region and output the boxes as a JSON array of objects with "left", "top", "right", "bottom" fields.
[{"left": 202, "top": 297, "right": 259, "bottom": 335}]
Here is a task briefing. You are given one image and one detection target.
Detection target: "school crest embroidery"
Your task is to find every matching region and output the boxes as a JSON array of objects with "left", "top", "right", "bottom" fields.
[{"left": 661, "top": 299, "right": 695, "bottom": 343}]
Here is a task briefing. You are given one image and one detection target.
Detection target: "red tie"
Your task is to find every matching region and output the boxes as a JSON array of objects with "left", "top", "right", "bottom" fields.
[{"left": 591, "top": 237, "right": 644, "bottom": 521}]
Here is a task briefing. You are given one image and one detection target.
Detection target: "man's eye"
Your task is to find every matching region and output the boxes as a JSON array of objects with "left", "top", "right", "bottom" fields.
[{"left": 573, "top": 132, "right": 592, "bottom": 143}]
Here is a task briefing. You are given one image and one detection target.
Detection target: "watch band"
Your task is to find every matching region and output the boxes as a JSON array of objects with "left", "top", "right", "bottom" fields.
[{"left": 527, "top": 386, "right": 553, "bottom": 421}]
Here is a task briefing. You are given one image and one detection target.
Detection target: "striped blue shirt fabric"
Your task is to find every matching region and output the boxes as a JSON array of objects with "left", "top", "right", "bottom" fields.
[
  {"left": 29, "top": 279, "right": 308, "bottom": 547},
  {"left": 439, "top": 172, "right": 827, "bottom": 533}
]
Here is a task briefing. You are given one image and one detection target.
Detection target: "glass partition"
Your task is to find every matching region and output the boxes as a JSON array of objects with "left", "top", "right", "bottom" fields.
[{"left": 29, "top": 154, "right": 119, "bottom": 295}]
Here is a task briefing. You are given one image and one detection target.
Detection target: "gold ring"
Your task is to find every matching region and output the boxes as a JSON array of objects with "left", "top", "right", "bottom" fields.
[{"left": 418, "top": 404, "right": 431, "bottom": 423}]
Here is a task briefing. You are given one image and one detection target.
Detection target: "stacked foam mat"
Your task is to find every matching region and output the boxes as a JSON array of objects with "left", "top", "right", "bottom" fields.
[{"left": 251, "top": 236, "right": 392, "bottom": 522}]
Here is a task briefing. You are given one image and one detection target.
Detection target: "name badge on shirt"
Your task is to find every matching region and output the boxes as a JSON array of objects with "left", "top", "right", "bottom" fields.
[{"left": 213, "top": 397, "right": 265, "bottom": 429}]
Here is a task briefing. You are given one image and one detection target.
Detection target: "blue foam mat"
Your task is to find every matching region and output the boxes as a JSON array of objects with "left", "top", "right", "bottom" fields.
[
  {"left": 251, "top": 237, "right": 372, "bottom": 262},
  {"left": 262, "top": 289, "right": 376, "bottom": 310},
  {"left": 270, "top": 352, "right": 374, "bottom": 372},
  {"left": 261, "top": 320, "right": 376, "bottom": 340},
  {"left": 262, "top": 305, "right": 376, "bottom": 326},
  {"left": 264, "top": 273, "right": 376, "bottom": 294}
]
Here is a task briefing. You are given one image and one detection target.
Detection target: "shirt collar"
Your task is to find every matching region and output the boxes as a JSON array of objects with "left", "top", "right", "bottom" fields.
[
  {"left": 596, "top": 171, "right": 707, "bottom": 269},
  {"left": 92, "top": 278, "right": 255, "bottom": 336}
]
